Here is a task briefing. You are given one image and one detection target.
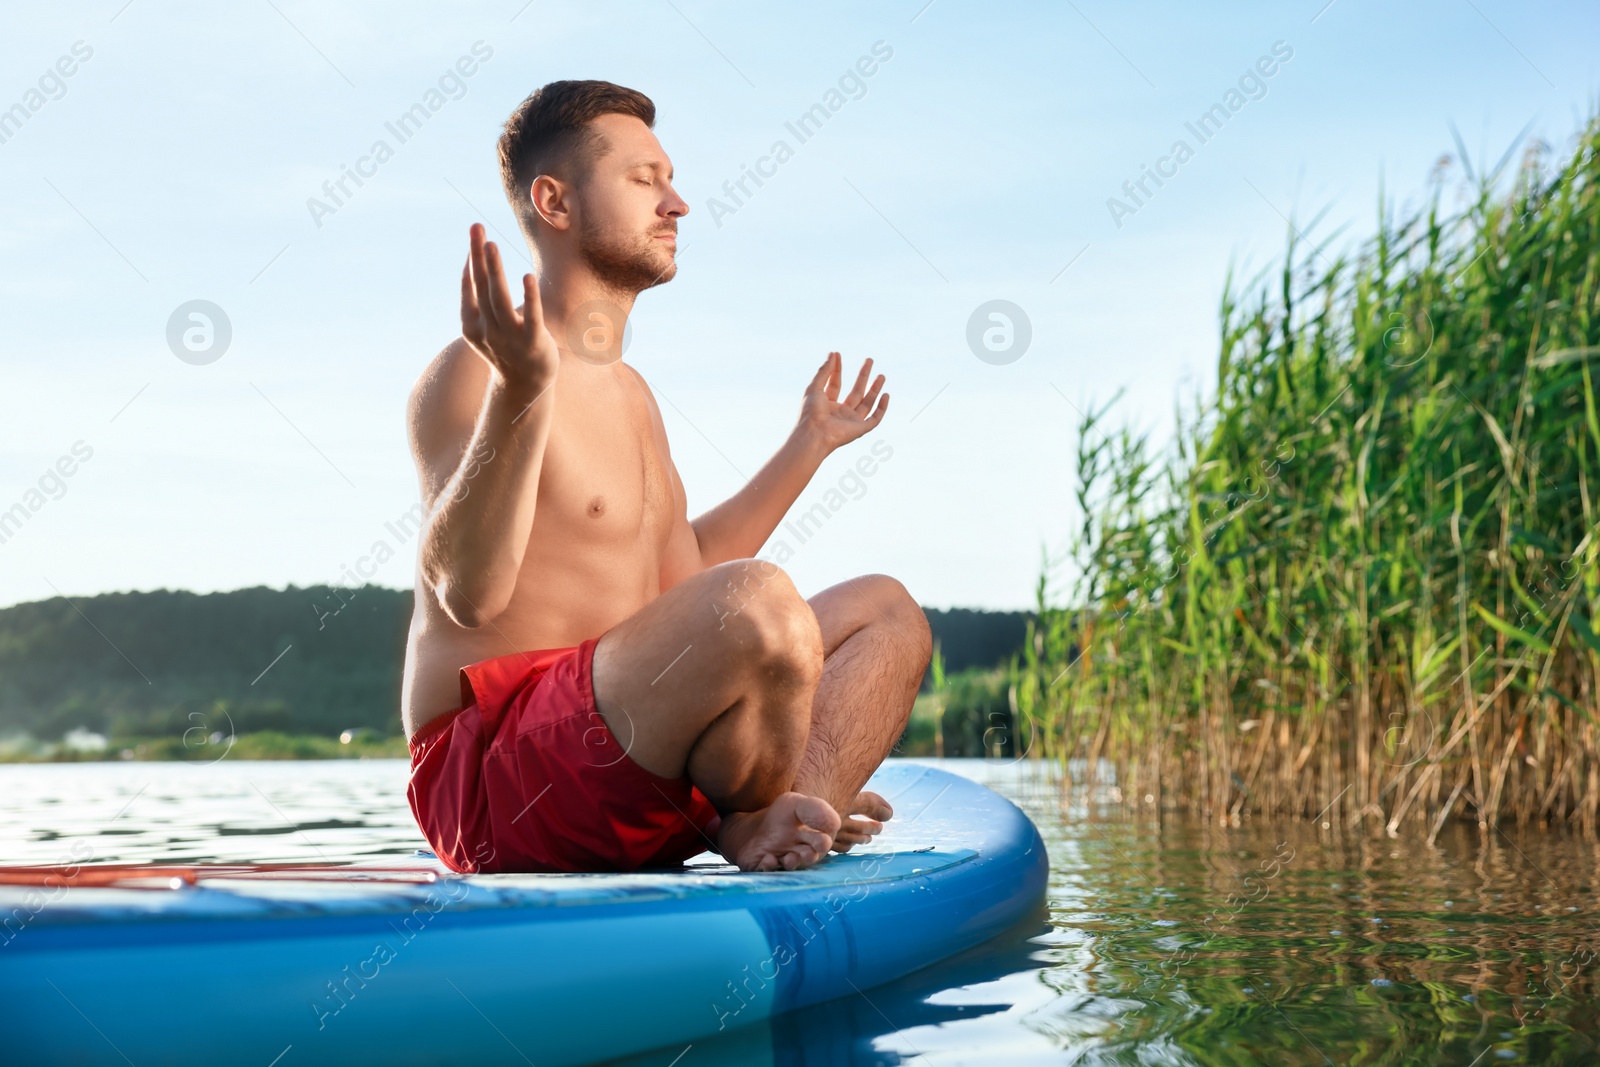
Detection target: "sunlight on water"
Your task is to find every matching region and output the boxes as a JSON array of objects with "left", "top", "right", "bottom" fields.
[
  {"left": 3, "top": 758, "right": 1597, "bottom": 1064},
  {"left": 0, "top": 760, "right": 423, "bottom": 866}
]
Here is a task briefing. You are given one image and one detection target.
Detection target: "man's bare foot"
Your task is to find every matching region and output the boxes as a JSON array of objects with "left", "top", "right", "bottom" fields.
[
  {"left": 833, "top": 790, "right": 894, "bottom": 853},
  {"left": 717, "top": 792, "right": 842, "bottom": 872}
]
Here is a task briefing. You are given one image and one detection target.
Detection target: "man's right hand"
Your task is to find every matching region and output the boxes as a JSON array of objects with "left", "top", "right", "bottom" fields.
[{"left": 460, "top": 222, "right": 559, "bottom": 394}]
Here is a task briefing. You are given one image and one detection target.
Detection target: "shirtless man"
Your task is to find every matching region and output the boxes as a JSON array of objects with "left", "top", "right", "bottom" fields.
[{"left": 401, "top": 80, "right": 932, "bottom": 874}]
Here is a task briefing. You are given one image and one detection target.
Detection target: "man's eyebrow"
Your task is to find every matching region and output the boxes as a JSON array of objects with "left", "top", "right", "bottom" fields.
[{"left": 629, "top": 158, "right": 673, "bottom": 179}]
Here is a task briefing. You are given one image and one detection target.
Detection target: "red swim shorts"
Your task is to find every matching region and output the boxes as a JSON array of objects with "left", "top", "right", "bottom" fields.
[{"left": 406, "top": 636, "right": 721, "bottom": 874}]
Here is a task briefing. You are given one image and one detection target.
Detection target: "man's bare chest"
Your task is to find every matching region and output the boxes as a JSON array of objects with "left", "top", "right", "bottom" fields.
[{"left": 538, "top": 396, "right": 674, "bottom": 545}]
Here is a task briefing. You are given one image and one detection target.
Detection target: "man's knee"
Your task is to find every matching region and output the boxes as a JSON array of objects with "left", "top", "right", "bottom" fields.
[
  {"left": 710, "top": 560, "right": 823, "bottom": 678},
  {"left": 855, "top": 574, "right": 932, "bottom": 670}
]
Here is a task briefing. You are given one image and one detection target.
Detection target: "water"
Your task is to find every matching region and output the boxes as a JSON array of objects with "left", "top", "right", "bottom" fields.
[{"left": 3, "top": 758, "right": 1597, "bottom": 1064}]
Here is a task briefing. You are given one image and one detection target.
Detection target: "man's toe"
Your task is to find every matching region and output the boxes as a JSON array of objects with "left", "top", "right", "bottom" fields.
[
  {"left": 833, "top": 831, "right": 871, "bottom": 852},
  {"left": 791, "top": 793, "right": 842, "bottom": 835},
  {"left": 798, "top": 827, "right": 834, "bottom": 856},
  {"left": 844, "top": 815, "right": 883, "bottom": 836},
  {"left": 854, "top": 791, "right": 893, "bottom": 820}
]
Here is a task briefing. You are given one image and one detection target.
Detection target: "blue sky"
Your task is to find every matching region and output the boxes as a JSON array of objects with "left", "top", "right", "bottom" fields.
[{"left": 1, "top": 0, "right": 1596, "bottom": 611}]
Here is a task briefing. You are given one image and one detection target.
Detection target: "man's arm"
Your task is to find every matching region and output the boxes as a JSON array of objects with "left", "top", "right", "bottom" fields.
[
  {"left": 685, "top": 352, "right": 888, "bottom": 569},
  {"left": 412, "top": 225, "right": 560, "bottom": 628}
]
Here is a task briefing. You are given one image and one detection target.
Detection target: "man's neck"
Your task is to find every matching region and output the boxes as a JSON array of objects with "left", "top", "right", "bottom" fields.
[{"left": 533, "top": 258, "right": 638, "bottom": 348}]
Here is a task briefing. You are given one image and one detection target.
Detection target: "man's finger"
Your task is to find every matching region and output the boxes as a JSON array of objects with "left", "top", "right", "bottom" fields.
[
  {"left": 460, "top": 257, "right": 482, "bottom": 336},
  {"left": 483, "top": 240, "right": 515, "bottom": 325},
  {"left": 843, "top": 357, "right": 873, "bottom": 407},
  {"left": 857, "top": 374, "right": 886, "bottom": 415},
  {"left": 522, "top": 273, "right": 541, "bottom": 341},
  {"left": 468, "top": 225, "right": 493, "bottom": 330},
  {"left": 806, "top": 354, "right": 833, "bottom": 393},
  {"left": 865, "top": 393, "right": 889, "bottom": 429}
]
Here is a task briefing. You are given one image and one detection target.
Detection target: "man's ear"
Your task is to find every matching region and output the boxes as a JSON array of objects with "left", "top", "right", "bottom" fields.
[{"left": 531, "top": 174, "right": 573, "bottom": 232}]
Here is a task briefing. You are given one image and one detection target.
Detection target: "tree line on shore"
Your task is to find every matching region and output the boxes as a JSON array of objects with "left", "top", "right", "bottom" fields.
[{"left": 0, "top": 585, "right": 1026, "bottom": 751}]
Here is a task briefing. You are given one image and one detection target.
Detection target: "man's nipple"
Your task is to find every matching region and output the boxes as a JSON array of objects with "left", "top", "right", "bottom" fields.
[{"left": 586, "top": 496, "right": 606, "bottom": 518}]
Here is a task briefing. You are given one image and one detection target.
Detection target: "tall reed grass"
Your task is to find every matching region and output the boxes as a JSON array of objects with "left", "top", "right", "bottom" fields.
[{"left": 1019, "top": 118, "right": 1600, "bottom": 835}]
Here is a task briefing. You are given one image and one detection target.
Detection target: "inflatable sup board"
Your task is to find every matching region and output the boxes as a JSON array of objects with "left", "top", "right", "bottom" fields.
[{"left": 0, "top": 762, "right": 1047, "bottom": 1066}]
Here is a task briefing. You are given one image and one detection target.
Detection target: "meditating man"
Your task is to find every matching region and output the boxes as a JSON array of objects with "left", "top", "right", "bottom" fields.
[{"left": 402, "top": 80, "right": 932, "bottom": 874}]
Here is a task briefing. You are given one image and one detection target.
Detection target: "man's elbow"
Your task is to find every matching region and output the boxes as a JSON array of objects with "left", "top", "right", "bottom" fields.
[{"left": 431, "top": 577, "right": 509, "bottom": 630}]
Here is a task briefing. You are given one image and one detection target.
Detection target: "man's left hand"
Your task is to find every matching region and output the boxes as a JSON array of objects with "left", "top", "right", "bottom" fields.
[{"left": 798, "top": 351, "right": 888, "bottom": 451}]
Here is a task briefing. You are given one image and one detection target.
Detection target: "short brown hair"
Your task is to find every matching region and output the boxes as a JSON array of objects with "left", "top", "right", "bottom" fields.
[{"left": 497, "top": 80, "right": 656, "bottom": 239}]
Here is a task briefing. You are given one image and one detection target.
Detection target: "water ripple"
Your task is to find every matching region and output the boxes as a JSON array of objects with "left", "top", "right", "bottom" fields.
[{"left": 4, "top": 758, "right": 1598, "bottom": 1064}]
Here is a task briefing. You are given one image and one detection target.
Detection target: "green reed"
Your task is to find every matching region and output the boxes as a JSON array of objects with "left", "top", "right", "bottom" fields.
[{"left": 1020, "top": 117, "right": 1600, "bottom": 833}]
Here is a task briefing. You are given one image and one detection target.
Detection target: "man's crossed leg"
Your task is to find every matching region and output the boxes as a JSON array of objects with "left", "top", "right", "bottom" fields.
[{"left": 593, "top": 561, "right": 932, "bottom": 871}]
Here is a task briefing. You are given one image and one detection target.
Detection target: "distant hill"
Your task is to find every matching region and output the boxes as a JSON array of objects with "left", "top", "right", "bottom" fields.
[
  {"left": 0, "top": 587, "right": 1028, "bottom": 742},
  {"left": 921, "top": 607, "right": 1029, "bottom": 676},
  {"left": 0, "top": 586, "right": 412, "bottom": 743}
]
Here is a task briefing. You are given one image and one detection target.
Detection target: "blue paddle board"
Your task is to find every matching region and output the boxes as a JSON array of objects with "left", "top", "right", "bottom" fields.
[{"left": 0, "top": 762, "right": 1046, "bottom": 1066}]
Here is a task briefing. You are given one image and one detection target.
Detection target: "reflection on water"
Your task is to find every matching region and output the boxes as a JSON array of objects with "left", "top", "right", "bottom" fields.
[
  {"left": 3, "top": 759, "right": 1597, "bottom": 1064},
  {"left": 0, "top": 760, "right": 424, "bottom": 866}
]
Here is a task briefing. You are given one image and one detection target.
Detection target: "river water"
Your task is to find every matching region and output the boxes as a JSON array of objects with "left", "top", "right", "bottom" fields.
[{"left": 2, "top": 758, "right": 1596, "bottom": 1064}]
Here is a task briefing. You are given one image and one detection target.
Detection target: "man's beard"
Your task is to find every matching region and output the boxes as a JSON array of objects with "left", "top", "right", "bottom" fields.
[{"left": 578, "top": 216, "right": 676, "bottom": 294}]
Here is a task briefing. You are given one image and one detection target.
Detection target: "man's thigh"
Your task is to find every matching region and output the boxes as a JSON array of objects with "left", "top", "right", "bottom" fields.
[{"left": 590, "top": 559, "right": 814, "bottom": 777}]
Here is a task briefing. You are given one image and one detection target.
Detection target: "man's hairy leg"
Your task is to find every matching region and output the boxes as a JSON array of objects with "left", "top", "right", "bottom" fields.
[
  {"left": 590, "top": 560, "right": 841, "bottom": 871},
  {"left": 797, "top": 576, "right": 933, "bottom": 851}
]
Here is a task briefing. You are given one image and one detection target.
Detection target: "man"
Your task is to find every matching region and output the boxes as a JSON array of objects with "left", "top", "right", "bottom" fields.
[{"left": 402, "top": 80, "right": 931, "bottom": 875}]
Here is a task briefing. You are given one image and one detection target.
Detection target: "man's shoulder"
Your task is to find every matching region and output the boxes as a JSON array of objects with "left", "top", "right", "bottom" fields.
[
  {"left": 617, "top": 362, "right": 676, "bottom": 450},
  {"left": 410, "top": 338, "right": 483, "bottom": 412},
  {"left": 618, "top": 360, "right": 659, "bottom": 407}
]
